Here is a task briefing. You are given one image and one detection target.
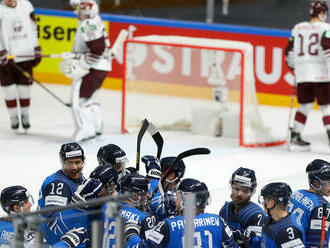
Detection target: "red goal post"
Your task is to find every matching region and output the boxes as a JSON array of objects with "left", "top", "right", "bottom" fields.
[{"left": 121, "top": 35, "right": 286, "bottom": 147}]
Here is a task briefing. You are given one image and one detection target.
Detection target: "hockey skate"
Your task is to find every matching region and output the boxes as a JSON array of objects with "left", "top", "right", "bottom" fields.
[
  {"left": 288, "top": 131, "right": 311, "bottom": 152},
  {"left": 10, "top": 115, "right": 19, "bottom": 130},
  {"left": 21, "top": 114, "right": 30, "bottom": 130}
]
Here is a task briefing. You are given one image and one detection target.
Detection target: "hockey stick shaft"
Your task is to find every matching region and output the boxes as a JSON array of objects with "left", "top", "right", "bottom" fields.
[
  {"left": 150, "top": 147, "right": 211, "bottom": 199},
  {"left": 7, "top": 53, "right": 65, "bottom": 59},
  {"left": 110, "top": 29, "right": 128, "bottom": 58},
  {"left": 136, "top": 119, "right": 149, "bottom": 171},
  {"left": 287, "top": 80, "right": 296, "bottom": 144},
  {"left": 320, "top": 202, "right": 327, "bottom": 248},
  {"left": 13, "top": 63, "right": 71, "bottom": 107},
  {"left": 147, "top": 122, "right": 164, "bottom": 160}
]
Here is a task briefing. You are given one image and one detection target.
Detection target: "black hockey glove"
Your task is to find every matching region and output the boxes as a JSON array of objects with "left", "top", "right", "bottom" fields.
[
  {"left": 142, "top": 155, "right": 162, "bottom": 180},
  {"left": 33, "top": 46, "right": 42, "bottom": 67},
  {"left": 0, "top": 49, "right": 11, "bottom": 66},
  {"left": 61, "top": 227, "right": 88, "bottom": 248},
  {"left": 124, "top": 221, "right": 141, "bottom": 242},
  {"left": 232, "top": 229, "right": 252, "bottom": 248},
  {"left": 72, "top": 178, "right": 103, "bottom": 204}
]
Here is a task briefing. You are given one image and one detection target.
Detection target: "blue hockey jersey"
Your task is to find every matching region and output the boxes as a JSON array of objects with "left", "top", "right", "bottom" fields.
[
  {"left": 38, "top": 169, "right": 85, "bottom": 245},
  {"left": 288, "top": 189, "right": 329, "bottom": 248},
  {"left": 102, "top": 202, "right": 157, "bottom": 247},
  {"left": 219, "top": 201, "right": 266, "bottom": 248},
  {"left": 127, "top": 213, "right": 238, "bottom": 248},
  {"left": 263, "top": 214, "right": 306, "bottom": 248},
  {"left": 0, "top": 220, "right": 14, "bottom": 247}
]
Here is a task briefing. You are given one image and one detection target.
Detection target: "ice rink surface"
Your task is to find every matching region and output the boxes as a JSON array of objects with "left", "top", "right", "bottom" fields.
[{"left": 0, "top": 83, "right": 329, "bottom": 216}]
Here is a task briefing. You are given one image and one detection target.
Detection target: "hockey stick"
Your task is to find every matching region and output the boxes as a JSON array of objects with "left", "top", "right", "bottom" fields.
[
  {"left": 147, "top": 122, "right": 164, "bottom": 160},
  {"left": 7, "top": 53, "right": 65, "bottom": 59},
  {"left": 320, "top": 202, "right": 327, "bottom": 248},
  {"left": 150, "top": 147, "right": 211, "bottom": 199},
  {"left": 13, "top": 63, "right": 71, "bottom": 107},
  {"left": 136, "top": 119, "right": 149, "bottom": 171},
  {"left": 110, "top": 29, "right": 128, "bottom": 61},
  {"left": 287, "top": 79, "right": 296, "bottom": 149}
]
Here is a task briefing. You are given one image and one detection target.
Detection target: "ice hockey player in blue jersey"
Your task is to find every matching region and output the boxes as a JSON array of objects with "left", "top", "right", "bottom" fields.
[
  {"left": 288, "top": 159, "right": 330, "bottom": 248},
  {"left": 144, "top": 155, "right": 186, "bottom": 220},
  {"left": 259, "top": 182, "right": 306, "bottom": 248},
  {"left": 125, "top": 178, "right": 237, "bottom": 248},
  {"left": 102, "top": 173, "right": 157, "bottom": 247},
  {"left": 0, "top": 186, "right": 34, "bottom": 247},
  {"left": 219, "top": 167, "right": 266, "bottom": 248},
  {"left": 38, "top": 142, "right": 86, "bottom": 245}
]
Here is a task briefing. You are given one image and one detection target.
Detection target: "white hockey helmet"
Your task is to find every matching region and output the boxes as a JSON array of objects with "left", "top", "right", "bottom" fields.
[{"left": 77, "top": 0, "right": 99, "bottom": 20}]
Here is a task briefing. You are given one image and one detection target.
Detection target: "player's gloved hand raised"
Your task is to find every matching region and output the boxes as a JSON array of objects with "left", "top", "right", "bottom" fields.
[
  {"left": 33, "top": 46, "right": 42, "bottom": 67},
  {"left": 142, "top": 155, "right": 162, "bottom": 180},
  {"left": 61, "top": 227, "right": 88, "bottom": 248},
  {"left": 72, "top": 178, "right": 103, "bottom": 204},
  {"left": 124, "top": 220, "right": 141, "bottom": 242},
  {"left": 0, "top": 49, "right": 11, "bottom": 66}
]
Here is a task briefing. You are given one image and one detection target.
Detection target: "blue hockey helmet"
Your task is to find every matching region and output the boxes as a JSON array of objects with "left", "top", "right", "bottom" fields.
[
  {"left": 259, "top": 182, "right": 292, "bottom": 206},
  {"left": 230, "top": 167, "right": 257, "bottom": 193},
  {"left": 306, "top": 159, "right": 330, "bottom": 189},
  {"left": 0, "top": 186, "right": 33, "bottom": 214},
  {"left": 97, "top": 144, "right": 128, "bottom": 173},
  {"left": 59, "top": 142, "right": 85, "bottom": 164},
  {"left": 177, "top": 178, "right": 210, "bottom": 210},
  {"left": 160, "top": 156, "right": 186, "bottom": 182}
]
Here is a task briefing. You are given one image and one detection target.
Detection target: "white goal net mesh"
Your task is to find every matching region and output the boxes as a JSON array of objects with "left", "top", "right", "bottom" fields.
[{"left": 121, "top": 35, "right": 285, "bottom": 147}]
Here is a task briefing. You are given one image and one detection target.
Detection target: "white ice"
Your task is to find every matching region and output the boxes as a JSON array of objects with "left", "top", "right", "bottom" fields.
[{"left": 0, "top": 83, "right": 329, "bottom": 216}]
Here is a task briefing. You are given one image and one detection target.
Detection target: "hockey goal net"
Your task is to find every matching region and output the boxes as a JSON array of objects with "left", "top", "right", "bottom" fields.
[{"left": 121, "top": 35, "right": 285, "bottom": 147}]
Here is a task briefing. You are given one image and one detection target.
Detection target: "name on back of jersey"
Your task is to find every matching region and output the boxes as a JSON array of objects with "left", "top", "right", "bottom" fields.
[
  {"left": 170, "top": 216, "right": 220, "bottom": 231},
  {"left": 291, "top": 192, "right": 314, "bottom": 211}
]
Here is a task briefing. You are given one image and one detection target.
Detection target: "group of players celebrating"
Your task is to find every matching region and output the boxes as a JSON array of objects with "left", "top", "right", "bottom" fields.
[{"left": 0, "top": 141, "right": 329, "bottom": 248}]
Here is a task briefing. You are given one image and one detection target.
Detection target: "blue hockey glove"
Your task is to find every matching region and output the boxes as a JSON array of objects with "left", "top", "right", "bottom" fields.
[
  {"left": 72, "top": 178, "right": 103, "bottom": 203},
  {"left": 142, "top": 155, "right": 161, "bottom": 180},
  {"left": 61, "top": 227, "right": 88, "bottom": 248}
]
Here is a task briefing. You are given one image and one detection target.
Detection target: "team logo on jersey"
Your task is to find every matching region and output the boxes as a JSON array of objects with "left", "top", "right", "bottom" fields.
[{"left": 13, "top": 19, "right": 23, "bottom": 32}]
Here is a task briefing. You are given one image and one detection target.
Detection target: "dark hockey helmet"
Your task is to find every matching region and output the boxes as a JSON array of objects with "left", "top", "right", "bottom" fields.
[
  {"left": 120, "top": 173, "right": 149, "bottom": 194},
  {"left": 230, "top": 167, "right": 257, "bottom": 193},
  {"left": 306, "top": 159, "right": 330, "bottom": 189},
  {"left": 259, "top": 182, "right": 292, "bottom": 206},
  {"left": 310, "top": 0, "right": 328, "bottom": 17},
  {"left": 0, "top": 186, "right": 32, "bottom": 214},
  {"left": 97, "top": 144, "right": 128, "bottom": 172},
  {"left": 160, "top": 156, "right": 186, "bottom": 181},
  {"left": 177, "top": 178, "right": 210, "bottom": 209},
  {"left": 90, "top": 165, "right": 118, "bottom": 188},
  {"left": 59, "top": 142, "right": 85, "bottom": 164}
]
